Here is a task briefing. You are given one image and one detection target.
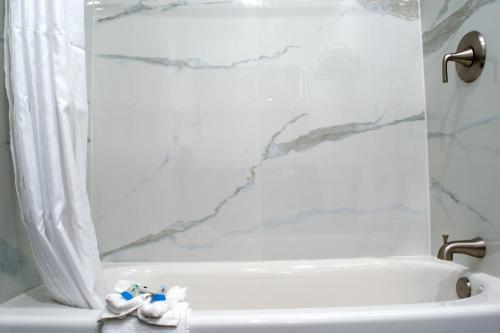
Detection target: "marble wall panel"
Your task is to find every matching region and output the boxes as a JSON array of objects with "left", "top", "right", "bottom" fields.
[{"left": 91, "top": 0, "right": 429, "bottom": 261}]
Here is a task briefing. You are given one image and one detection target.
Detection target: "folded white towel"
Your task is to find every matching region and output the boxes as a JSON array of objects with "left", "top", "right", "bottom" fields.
[{"left": 99, "top": 281, "right": 190, "bottom": 333}]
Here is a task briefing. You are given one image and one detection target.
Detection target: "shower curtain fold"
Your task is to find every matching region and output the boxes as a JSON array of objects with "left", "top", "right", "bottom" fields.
[{"left": 3, "top": 0, "right": 106, "bottom": 309}]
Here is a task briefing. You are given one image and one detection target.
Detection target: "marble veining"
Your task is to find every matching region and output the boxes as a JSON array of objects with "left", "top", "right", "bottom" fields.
[
  {"left": 268, "top": 112, "right": 425, "bottom": 159},
  {"left": 96, "top": 0, "right": 234, "bottom": 23},
  {"left": 100, "top": 111, "right": 425, "bottom": 258},
  {"left": 119, "top": 153, "right": 171, "bottom": 203},
  {"left": 96, "top": 123, "right": 200, "bottom": 223},
  {"left": 427, "top": 115, "right": 500, "bottom": 171},
  {"left": 96, "top": 0, "right": 418, "bottom": 23},
  {"left": 430, "top": 178, "right": 500, "bottom": 239},
  {"left": 435, "top": 0, "right": 452, "bottom": 21},
  {"left": 226, "top": 204, "right": 425, "bottom": 237},
  {"left": 356, "top": 0, "right": 419, "bottom": 21},
  {"left": 99, "top": 112, "right": 307, "bottom": 258},
  {"left": 422, "top": 0, "right": 493, "bottom": 54},
  {"left": 173, "top": 203, "right": 426, "bottom": 250},
  {"left": 427, "top": 114, "right": 500, "bottom": 140},
  {"left": 97, "top": 45, "right": 299, "bottom": 70}
]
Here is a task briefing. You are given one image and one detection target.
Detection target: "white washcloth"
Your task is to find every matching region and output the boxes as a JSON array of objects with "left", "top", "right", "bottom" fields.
[
  {"left": 138, "top": 301, "right": 191, "bottom": 328},
  {"left": 139, "top": 287, "right": 188, "bottom": 318},
  {"left": 102, "top": 315, "right": 190, "bottom": 333}
]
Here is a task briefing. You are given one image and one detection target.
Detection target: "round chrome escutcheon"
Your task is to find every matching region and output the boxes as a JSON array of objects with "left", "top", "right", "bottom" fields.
[
  {"left": 455, "top": 31, "right": 486, "bottom": 83},
  {"left": 456, "top": 277, "right": 472, "bottom": 299}
]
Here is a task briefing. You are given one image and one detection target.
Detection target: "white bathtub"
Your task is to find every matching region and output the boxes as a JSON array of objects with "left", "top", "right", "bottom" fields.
[{"left": 1, "top": 256, "right": 500, "bottom": 333}]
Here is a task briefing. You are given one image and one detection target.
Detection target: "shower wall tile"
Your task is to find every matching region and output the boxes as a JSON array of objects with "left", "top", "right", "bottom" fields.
[
  {"left": 91, "top": 0, "right": 429, "bottom": 261},
  {"left": 0, "top": 1, "right": 40, "bottom": 303},
  {"left": 421, "top": 0, "right": 500, "bottom": 277},
  {"left": 0, "top": 147, "right": 40, "bottom": 304}
]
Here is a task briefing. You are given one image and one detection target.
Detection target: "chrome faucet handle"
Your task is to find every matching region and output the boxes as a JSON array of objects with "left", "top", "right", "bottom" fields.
[
  {"left": 442, "top": 31, "right": 486, "bottom": 83},
  {"left": 442, "top": 49, "right": 474, "bottom": 82},
  {"left": 442, "top": 234, "right": 449, "bottom": 244}
]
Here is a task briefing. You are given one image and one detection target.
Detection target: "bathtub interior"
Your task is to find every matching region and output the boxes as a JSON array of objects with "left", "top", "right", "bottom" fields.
[
  {"left": 101, "top": 257, "right": 468, "bottom": 310},
  {"left": 2, "top": 255, "right": 496, "bottom": 314}
]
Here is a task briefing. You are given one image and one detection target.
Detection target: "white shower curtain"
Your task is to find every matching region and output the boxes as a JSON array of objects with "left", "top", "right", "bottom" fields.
[{"left": 4, "top": 0, "right": 106, "bottom": 308}]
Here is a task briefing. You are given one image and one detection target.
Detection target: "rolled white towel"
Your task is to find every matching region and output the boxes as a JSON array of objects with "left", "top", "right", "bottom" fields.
[
  {"left": 98, "top": 293, "right": 151, "bottom": 322},
  {"left": 106, "top": 293, "right": 149, "bottom": 315},
  {"left": 138, "top": 286, "right": 169, "bottom": 318},
  {"left": 139, "top": 300, "right": 171, "bottom": 318}
]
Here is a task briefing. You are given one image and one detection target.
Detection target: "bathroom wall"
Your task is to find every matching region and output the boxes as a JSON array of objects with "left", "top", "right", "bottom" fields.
[
  {"left": 0, "top": 1, "right": 40, "bottom": 303},
  {"left": 90, "top": 0, "right": 430, "bottom": 262},
  {"left": 420, "top": 0, "right": 500, "bottom": 276}
]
